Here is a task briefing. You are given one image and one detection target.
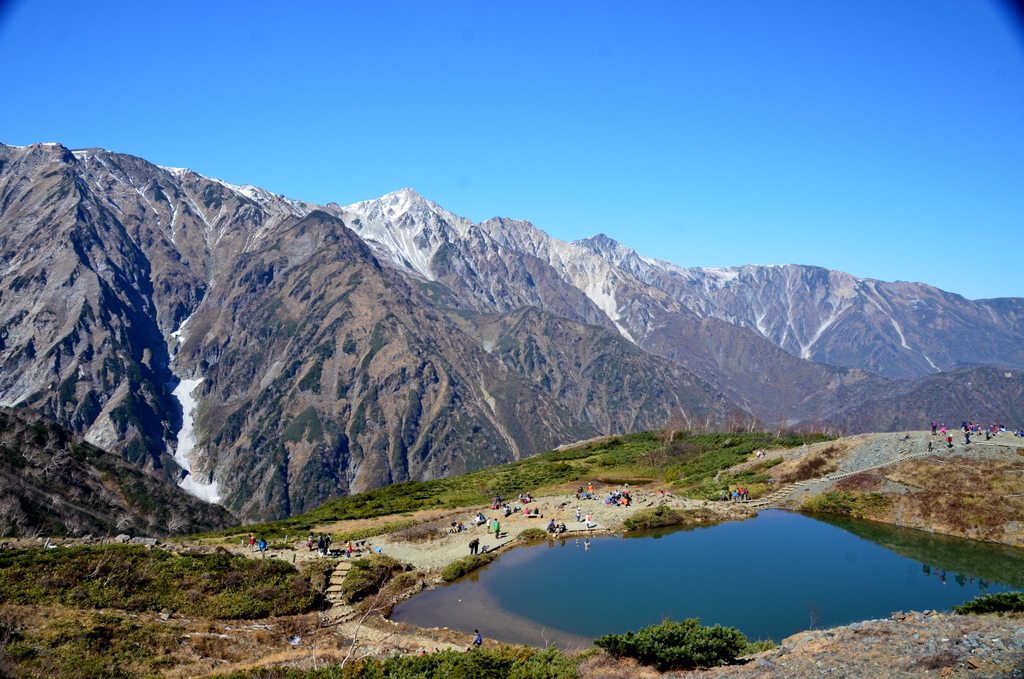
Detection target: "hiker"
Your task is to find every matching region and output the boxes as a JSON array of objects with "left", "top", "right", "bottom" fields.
[
  {"left": 946, "top": 435, "right": 953, "bottom": 448},
  {"left": 585, "top": 513, "right": 592, "bottom": 528},
  {"left": 931, "top": 421, "right": 937, "bottom": 435},
  {"left": 494, "top": 520, "right": 501, "bottom": 539},
  {"left": 965, "top": 431, "right": 971, "bottom": 445},
  {"left": 346, "top": 541, "right": 353, "bottom": 558},
  {"left": 468, "top": 538, "right": 479, "bottom": 555},
  {"left": 547, "top": 519, "right": 556, "bottom": 533},
  {"left": 257, "top": 537, "right": 268, "bottom": 554},
  {"left": 473, "top": 630, "right": 483, "bottom": 648},
  {"left": 575, "top": 507, "right": 582, "bottom": 522},
  {"left": 248, "top": 533, "right": 256, "bottom": 552}
]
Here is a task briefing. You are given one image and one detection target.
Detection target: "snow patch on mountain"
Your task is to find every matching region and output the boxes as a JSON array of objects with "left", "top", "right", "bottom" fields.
[{"left": 170, "top": 377, "right": 221, "bottom": 504}]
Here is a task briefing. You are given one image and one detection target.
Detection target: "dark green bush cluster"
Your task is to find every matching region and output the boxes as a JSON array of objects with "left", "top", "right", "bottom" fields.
[
  {"left": 1, "top": 610, "right": 182, "bottom": 679},
  {"left": 622, "top": 505, "right": 686, "bottom": 531},
  {"left": 802, "top": 490, "right": 893, "bottom": 519},
  {"left": 213, "top": 646, "right": 575, "bottom": 679},
  {"left": 953, "top": 591, "right": 1024, "bottom": 615},
  {"left": 341, "top": 554, "right": 403, "bottom": 603},
  {"left": 621, "top": 506, "right": 715, "bottom": 531},
  {"left": 440, "top": 553, "right": 495, "bottom": 582},
  {"left": 594, "top": 618, "right": 747, "bottom": 671},
  {"left": 518, "top": 527, "right": 548, "bottom": 540},
  {"left": 0, "top": 545, "right": 318, "bottom": 618}
]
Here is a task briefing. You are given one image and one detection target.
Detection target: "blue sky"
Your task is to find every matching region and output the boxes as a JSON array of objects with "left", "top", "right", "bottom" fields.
[{"left": 1, "top": 1, "right": 1022, "bottom": 300}]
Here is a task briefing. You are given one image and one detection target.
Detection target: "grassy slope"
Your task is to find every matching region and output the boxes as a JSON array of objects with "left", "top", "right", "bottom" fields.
[{"left": 193, "top": 429, "right": 830, "bottom": 542}]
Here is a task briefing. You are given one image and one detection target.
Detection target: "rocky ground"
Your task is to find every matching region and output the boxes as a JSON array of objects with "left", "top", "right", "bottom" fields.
[{"left": 701, "top": 611, "right": 1024, "bottom": 679}]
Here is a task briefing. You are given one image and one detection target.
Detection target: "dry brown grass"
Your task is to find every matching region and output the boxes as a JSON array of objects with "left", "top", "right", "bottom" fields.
[
  {"left": 775, "top": 444, "right": 843, "bottom": 483},
  {"left": 879, "top": 458, "right": 1024, "bottom": 541},
  {"left": 835, "top": 472, "right": 884, "bottom": 492},
  {"left": 576, "top": 651, "right": 661, "bottom": 679},
  {"left": 391, "top": 521, "right": 449, "bottom": 543}
]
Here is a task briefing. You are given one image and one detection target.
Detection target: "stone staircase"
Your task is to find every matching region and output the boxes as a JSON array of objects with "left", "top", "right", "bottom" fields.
[
  {"left": 322, "top": 559, "right": 360, "bottom": 623},
  {"left": 743, "top": 446, "right": 937, "bottom": 510}
]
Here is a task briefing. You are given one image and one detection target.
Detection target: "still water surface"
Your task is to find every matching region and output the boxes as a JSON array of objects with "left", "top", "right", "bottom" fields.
[{"left": 391, "top": 510, "right": 1024, "bottom": 648}]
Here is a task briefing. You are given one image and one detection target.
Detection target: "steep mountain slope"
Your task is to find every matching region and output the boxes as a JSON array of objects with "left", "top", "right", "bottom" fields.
[
  {"left": 340, "top": 198, "right": 882, "bottom": 421},
  {"left": 575, "top": 234, "right": 1024, "bottom": 379},
  {"left": 0, "top": 407, "right": 234, "bottom": 538},
  {"left": 826, "top": 366, "right": 1024, "bottom": 433},
  {"left": 446, "top": 306, "right": 737, "bottom": 434},
  {"left": 0, "top": 143, "right": 735, "bottom": 521},
  {"left": 2, "top": 141, "right": 1021, "bottom": 523}
]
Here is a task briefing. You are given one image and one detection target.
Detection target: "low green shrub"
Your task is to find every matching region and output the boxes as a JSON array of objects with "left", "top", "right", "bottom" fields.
[
  {"left": 953, "top": 592, "right": 1024, "bottom": 615},
  {"left": 213, "top": 646, "right": 576, "bottom": 679},
  {"left": 440, "top": 553, "right": 495, "bottom": 582},
  {"left": 340, "top": 554, "right": 402, "bottom": 603},
  {"left": 743, "top": 639, "right": 778, "bottom": 654},
  {"left": 518, "top": 528, "right": 548, "bottom": 540},
  {"left": 594, "top": 618, "right": 748, "bottom": 671},
  {"left": 802, "top": 490, "right": 893, "bottom": 519},
  {"left": 0, "top": 545, "right": 317, "bottom": 619},
  {"left": 622, "top": 505, "right": 686, "bottom": 530}
]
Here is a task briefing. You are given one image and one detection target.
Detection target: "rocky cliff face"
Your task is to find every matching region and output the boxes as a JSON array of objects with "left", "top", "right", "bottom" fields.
[
  {"left": 0, "top": 144, "right": 733, "bottom": 521},
  {"left": 2, "top": 142, "right": 1021, "bottom": 522},
  {"left": 0, "top": 407, "right": 234, "bottom": 538}
]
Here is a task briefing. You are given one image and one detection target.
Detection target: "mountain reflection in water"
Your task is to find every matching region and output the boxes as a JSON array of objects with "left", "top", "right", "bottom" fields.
[{"left": 390, "top": 510, "right": 1024, "bottom": 647}]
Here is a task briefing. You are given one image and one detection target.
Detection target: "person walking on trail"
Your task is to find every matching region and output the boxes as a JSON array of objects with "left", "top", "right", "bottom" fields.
[
  {"left": 469, "top": 538, "right": 479, "bottom": 555},
  {"left": 576, "top": 507, "right": 582, "bottom": 523},
  {"left": 473, "top": 630, "right": 483, "bottom": 648},
  {"left": 494, "top": 520, "right": 501, "bottom": 539},
  {"left": 257, "top": 537, "right": 268, "bottom": 556},
  {"left": 585, "top": 513, "right": 592, "bottom": 529},
  {"left": 248, "top": 533, "right": 255, "bottom": 552},
  {"left": 931, "top": 421, "right": 938, "bottom": 435},
  {"left": 346, "top": 541, "right": 353, "bottom": 558}
]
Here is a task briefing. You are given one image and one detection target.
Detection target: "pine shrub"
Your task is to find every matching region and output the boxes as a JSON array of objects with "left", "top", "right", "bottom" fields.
[{"left": 594, "top": 618, "right": 747, "bottom": 670}]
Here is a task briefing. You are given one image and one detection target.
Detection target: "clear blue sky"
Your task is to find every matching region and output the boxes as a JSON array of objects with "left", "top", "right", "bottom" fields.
[{"left": 1, "top": 1, "right": 1022, "bottom": 300}]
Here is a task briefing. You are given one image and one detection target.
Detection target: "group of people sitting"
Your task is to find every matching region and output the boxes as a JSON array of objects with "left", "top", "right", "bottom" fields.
[
  {"left": 574, "top": 483, "right": 601, "bottom": 500},
  {"left": 546, "top": 519, "right": 568, "bottom": 534},
  {"left": 603, "top": 488, "right": 631, "bottom": 506}
]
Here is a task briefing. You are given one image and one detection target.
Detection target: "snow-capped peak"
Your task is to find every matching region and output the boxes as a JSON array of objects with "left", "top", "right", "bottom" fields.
[{"left": 339, "top": 188, "right": 474, "bottom": 281}]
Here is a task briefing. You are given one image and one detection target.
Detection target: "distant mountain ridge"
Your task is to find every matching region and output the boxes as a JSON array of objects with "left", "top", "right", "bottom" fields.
[
  {"left": 573, "top": 233, "right": 1024, "bottom": 379},
  {"left": 1, "top": 141, "right": 1021, "bottom": 523}
]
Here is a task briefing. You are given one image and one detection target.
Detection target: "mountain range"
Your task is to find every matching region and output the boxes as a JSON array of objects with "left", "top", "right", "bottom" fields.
[{"left": 1, "top": 142, "right": 1021, "bottom": 522}]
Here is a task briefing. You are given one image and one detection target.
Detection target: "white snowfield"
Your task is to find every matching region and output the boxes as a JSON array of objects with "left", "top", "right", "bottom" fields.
[{"left": 171, "top": 377, "right": 222, "bottom": 504}]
